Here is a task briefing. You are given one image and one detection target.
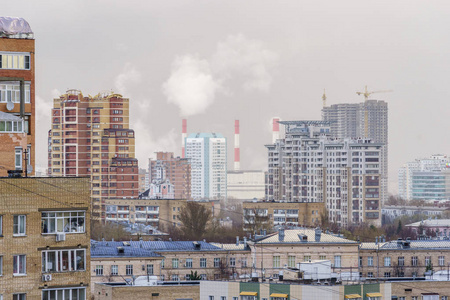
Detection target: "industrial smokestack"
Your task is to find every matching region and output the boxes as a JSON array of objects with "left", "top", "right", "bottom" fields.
[
  {"left": 181, "top": 119, "right": 187, "bottom": 158},
  {"left": 272, "top": 117, "right": 280, "bottom": 143},
  {"left": 234, "top": 120, "right": 240, "bottom": 171}
]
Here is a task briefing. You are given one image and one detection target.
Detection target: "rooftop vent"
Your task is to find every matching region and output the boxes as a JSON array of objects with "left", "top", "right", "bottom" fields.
[
  {"left": 193, "top": 241, "right": 201, "bottom": 250},
  {"left": 117, "top": 247, "right": 125, "bottom": 254},
  {"left": 279, "top": 228, "right": 285, "bottom": 242}
]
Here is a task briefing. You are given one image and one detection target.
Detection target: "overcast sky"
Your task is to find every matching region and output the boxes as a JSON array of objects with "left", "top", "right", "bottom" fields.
[{"left": 4, "top": 0, "right": 450, "bottom": 193}]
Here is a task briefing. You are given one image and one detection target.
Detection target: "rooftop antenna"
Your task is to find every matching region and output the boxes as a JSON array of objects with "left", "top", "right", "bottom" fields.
[{"left": 322, "top": 89, "right": 327, "bottom": 107}]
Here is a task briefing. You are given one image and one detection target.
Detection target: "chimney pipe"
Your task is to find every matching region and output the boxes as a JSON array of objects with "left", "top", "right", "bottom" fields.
[
  {"left": 181, "top": 119, "right": 187, "bottom": 158},
  {"left": 278, "top": 228, "right": 285, "bottom": 242},
  {"left": 315, "top": 227, "right": 321, "bottom": 242},
  {"left": 272, "top": 117, "right": 280, "bottom": 143},
  {"left": 234, "top": 120, "right": 240, "bottom": 171}
]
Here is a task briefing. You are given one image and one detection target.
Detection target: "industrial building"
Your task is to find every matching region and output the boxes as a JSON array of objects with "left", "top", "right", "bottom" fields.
[
  {"left": 266, "top": 120, "right": 382, "bottom": 227},
  {"left": 0, "top": 17, "right": 35, "bottom": 176},
  {"left": 47, "top": 90, "right": 139, "bottom": 219}
]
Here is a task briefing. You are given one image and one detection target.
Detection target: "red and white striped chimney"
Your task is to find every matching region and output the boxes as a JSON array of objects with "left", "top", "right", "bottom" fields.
[
  {"left": 272, "top": 117, "right": 280, "bottom": 143},
  {"left": 181, "top": 119, "right": 187, "bottom": 158},
  {"left": 234, "top": 120, "right": 240, "bottom": 171}
]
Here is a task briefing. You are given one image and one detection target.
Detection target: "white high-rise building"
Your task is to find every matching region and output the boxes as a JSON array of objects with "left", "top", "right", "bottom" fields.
[
  {"left": 185, "top": 133, "right": 227, "bottom": 200},
  {"left": 322, "top": 100, "right": 388, "bottom": 205},
  {"left": 266, "top": 121, "right": 382, "bottom": 227},
  {"left": 398, "top": 154, "right": 450, "bottom": 201}
]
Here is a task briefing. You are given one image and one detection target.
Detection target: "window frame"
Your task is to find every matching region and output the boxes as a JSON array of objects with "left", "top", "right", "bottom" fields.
[
  {"left": 41, "top": 287, "right": 86, "bottom": 300},
  {"left": 13, "top": 255, "right": 26, "bottom": 276},
  {"left": 42, "top": 249, "right": 86, "bottom": 273},
  {"left": 41, "top": 211, "right": 86, "bottom": 234},
  {"left": 126, "top": 264, "right": 133, "bottom": 275},
  {"left": 13, "top": 215, "right": 26, "bottom": 236},
  {"left": 111, "top": 265, "right": 118, "bottom": 276},
  {"left": 200, "top": 258, "right": 207, "bottom": 268},
  {"left": 95, "top": 265, "right": 103, "bottom": 276}
]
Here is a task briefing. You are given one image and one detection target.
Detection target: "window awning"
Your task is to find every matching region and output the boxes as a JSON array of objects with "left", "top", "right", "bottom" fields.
[
  {"left": 270, "top": 293, "right": 288, "bottom": 298},
  {"left": 345, "top": 294, "right": 362, "bottom": 299},
  {"left": 240, "top": 292, "right": 258, "bottom": 296},
  {"left": 366, "top": 293, "right": 383, "bottom": 297}
]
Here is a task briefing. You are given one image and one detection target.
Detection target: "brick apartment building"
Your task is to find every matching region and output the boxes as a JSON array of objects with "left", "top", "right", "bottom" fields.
[
  {"left": 149, "top": 152, "right": 191, "bottom": 200},
  {"left": 0, "top": 17, "right": 35, "bottom": 176},
  {"left": 0, "top": 177, "right": 91, "bottom": 299},
  {"left": 47, "top": 90, "right": 139, "bottom": 219}
]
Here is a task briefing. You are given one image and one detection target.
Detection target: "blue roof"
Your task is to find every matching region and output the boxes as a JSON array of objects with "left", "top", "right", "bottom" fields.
[
  {"left": 91, "top": 244, "right": 162, "bottom": 258},
  {"left": 91, "top": 240, "right": 227, "bottom": 256},
  {"left": 360, "top": 239, "right": 450, "bottom": 250},
  {"left": 187, "top": 133, "right": 225, "bottom": 139}
]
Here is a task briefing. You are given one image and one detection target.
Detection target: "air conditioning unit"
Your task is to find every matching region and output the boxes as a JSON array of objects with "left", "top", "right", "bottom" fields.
[
  {"left": 42, "top": 274, "right": 52, "bottom": 281},
  {"left": 56, "top": 233, "right": 66, "bottom": 242}
]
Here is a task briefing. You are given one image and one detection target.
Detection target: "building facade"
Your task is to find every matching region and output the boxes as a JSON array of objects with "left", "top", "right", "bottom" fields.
[
  {"left": 185, "top": 133, "right": 227, "bottom": 200},
  {"left": 0, "top": 17, "right": 35, "bottom": 176},
  {"left": 242, "top": 201, "right": 325, "bottom": 231},
  {"left": 47, "top": 90, "right": 139, "bottom": 219},
  {"left": 398, "top": 154, "right": 450, "bottom": 201},
  {"left": 322, "top": 100, "right": 388, "bottom": 205},
  {"left": 227, "top": 170, "right": 265, "bottom": 201},
  {"left": 266, "top": 121, "right": 382, "bottom": 227},
  {"left": 0, "top": 177, "right": 91, "bottom": 299},
  {"left": 148, "top": 152, "right": 191, "bottom": 199}
]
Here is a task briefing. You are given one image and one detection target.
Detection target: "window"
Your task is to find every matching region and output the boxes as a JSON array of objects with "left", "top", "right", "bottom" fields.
[
  {"left": 42, "top": 249, "right": 86, "bottom": 272},
  {"left": 439, "top": 256, "right": 445, "bottom": 266},
  {"left": 229, "top": 257, "right": 235, "bottom": 267},
  {"left": 15, "top": 148, "right": 22, "bottom": 170},
  {"left": 161, "top": 259, "right": 164, "bottom": 269},
  {"left": 398, "top": 256, "right": 404, "bottom": 266},
  {"left": 221, "top": 297, "right": 226, "bottom": 300},
  {"left": 111, "top": 265, "right": 118, "bottom": 276},
  {"left": 273, "top": 256, "right": 280, "bottom": 268},
  {"left": 42, "top": 288, "right": 85, "bottom": 300},
  {"left": 411, "top": 256, "right": 418, "bottom": 266},
  {"left": 95, "top": 265, "right": 103, "bottom": 276},
  {"left": 147, "top": 264, "right": 153, "bottom": 275},
  {"left": 359, "top": 256, "right": 362, "bottom": 267},
  {"left": 13, "top": 255, "right": 26, "bottom": 275},
  {"left": 319, "top": 255, "right": 326, "bottom": 260},
  {"left": 209, "top": 296, "right": 214, "bottom": 300},
  {"left": 241, "top": 257, "right": 248, "bottom": 268},
  {"left": 412, "top": 297, "right": 418, "bottom": 300},
  {"left": 200, "top": 274, "right": 207, "bottom": 280},
  {"left": 441, "top": 297, "right": 448, "bottom": 300},
  {"left": 171, "top": 274, "right": 179, "bottom": 281},
  {"left": 384, "top": 257, "right": 391, "bottom": 267},
  {"left": 398, "top": 297, "right": 405, "bottom": 300},
  {"left": 0, "top": 256, "right": 2, "bottom": 276},
  {"left": 13, "top": 215, "right": 26, "bottom": 236},
  {"left": 160, "top": 275, "right": 165, "bottom": 281},
  {"left": 384, "top": 272, "right": 391, "bottom": 278},
  {"left": 0, "top": 215, "right": 2, "bottom": 236},
  {"left": 214, "top": 258, "right": 220, "bottom": 268},
  {"left": 41, "top": 211, "right": 85, "bottom": 234},
  {"left": 287, "top": 256, "right": 295, "bottom": 267},
  {"left": 367, "top": 256, "right": 374, "bottom": 266},
  {"left": 367, "top": 271, "right": 373, "bottom": 278},
  {"left": 425, "top": 256, "right": 431, "bottom": 266},
  {"left": 200, "top": 258, "right": 207, "bottom": 268},
  {"left": 126, "top": 264, "right": 133, "bottom": 275},
  {"left": 0, "top": 53, "right": 31, "bottom": 70},
  {"left": 172, "top": 258, "right": 179, "bottom": 269},
  {"left": 186, "top": 258, "right": 193, "bottom": 268},
  {"left": 12, "top": 294, "right": 26, "bottom": 300},
  {"left": 304, "top": 255, "right": 311, "bottom": 262},
  {"left": 334, "top": 256, "right": 341, "bottom": 268}
]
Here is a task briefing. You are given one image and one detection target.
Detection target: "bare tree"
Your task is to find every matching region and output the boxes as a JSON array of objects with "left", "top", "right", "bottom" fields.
[{"left": 243, "top": 208, "right": 271, "bottom": 234}]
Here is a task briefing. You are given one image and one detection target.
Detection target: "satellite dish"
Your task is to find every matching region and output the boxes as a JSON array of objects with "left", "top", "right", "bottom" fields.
[
  {"left": 27, "top": 165, "right": 33, "bottom": 174},
  {"left": 6, "top": 101, "right": 15, "bottom": 111}
]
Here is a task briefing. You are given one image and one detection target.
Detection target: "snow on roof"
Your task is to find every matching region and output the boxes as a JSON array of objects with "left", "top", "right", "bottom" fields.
[{"left": 0, "top": 17, "right": 33, "bottom": 35}]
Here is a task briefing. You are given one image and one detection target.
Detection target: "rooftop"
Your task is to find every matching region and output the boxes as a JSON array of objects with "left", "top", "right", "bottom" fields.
[
  {"left": 406, "top": 219, "right": 450, "bottom": 228},
  {"left": 91, "top": 244, "right": 162, "bottom": 258},
  {"left": 91, "top": 240, "right": 229, "bottom": 253},
  {"left": 0, "top": 17, "right": 33, "bottom": 38},
  {"left": 187, "top": 133, "right": 225, "bottom": 139},
  {"left": 0, "top": 111, "right": 22, "bottom": 122},
  {"left": 255, "top": 229, "right": 357, "bottom": 244},
  {"left": 360, "top": 239, "right": 450, "bottom": 250}
]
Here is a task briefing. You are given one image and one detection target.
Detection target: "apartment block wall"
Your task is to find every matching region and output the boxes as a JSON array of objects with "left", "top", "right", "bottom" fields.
[
  {"left": 94, "top": 283, "right": 200, "bottom": 300},
  {"left": 0, "top": 38, "right": 35, "bottom": 176},
  {"left": 0, "top": 132, "right": 28, "bottom": 172},
  {"left": 391, "top": 281, "right": 450, "bottom": 300},
  {"left": 0, "top": 177, "right": 91, "bottom": 298}
]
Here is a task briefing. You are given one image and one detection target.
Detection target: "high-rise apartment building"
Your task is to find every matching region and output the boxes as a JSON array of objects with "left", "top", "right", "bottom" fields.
[
  {"left": 148, "top": 152, "right": 191, "bottom": 199},
  {"left": 398, "top": 154, "right": 450, "bottom": 201},
  {"left": 185, "top": 133, "right": 227, "bottom": 200},
  {"left": 322, "top": 100, "right": 388, "bottom": 204},
  {"left": 266, "top": 121, "right": 382, "bottom": 227},
  {"left": 48, "top": 90, "right": 138, "bottom": 219},
  {"left": 0, "top": 17, "right": 35, "bottom": 176}
]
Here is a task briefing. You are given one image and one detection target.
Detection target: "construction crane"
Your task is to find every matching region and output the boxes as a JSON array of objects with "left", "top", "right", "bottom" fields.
[{"left": 356, "top": 86, "right": 392, "bottom": 137}]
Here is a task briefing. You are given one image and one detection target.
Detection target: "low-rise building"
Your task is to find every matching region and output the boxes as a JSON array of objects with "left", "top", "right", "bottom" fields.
[
  {"left": 359, "top": 239, "right": 450, "bottom": 279},
  {"left": 252, "top": 228, "right": 359, "bottom": 280},
  {"left": 405, "top": 219, "right": 450, "bottom": 237},
  {"left": 90, "top": 240, "right": 252, "bottom": 284},
  {"left": 242, "top": 201, "right": 325, "bottom": 231},
  {"left": 382, "top": 205, "right": 447, "bottom": 223},
  {"left": 0, "top": 177, "right": 91, "bottom": 299}
]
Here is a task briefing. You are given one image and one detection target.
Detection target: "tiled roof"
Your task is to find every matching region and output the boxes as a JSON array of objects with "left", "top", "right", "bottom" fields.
[
  {"left": 91, "top": 244, "right": 162, "bottom": 258},
  {"left": 360, "top": 240, "right": 450, "bottom": 250},
  {"left": 255, "top": 229, "right": 357, "bottom": 244}
]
